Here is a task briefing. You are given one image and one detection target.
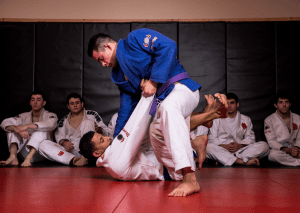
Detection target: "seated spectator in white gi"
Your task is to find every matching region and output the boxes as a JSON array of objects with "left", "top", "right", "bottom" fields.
[
  {"left": 264, "top": 92, "right": 300, "bottom": 166},
  {"left": 0, "top": 91, "right": 58, "bottom": 167},
  {"left": 39, "top": 93, "right": 109, "bottom": 166},
  {"left": 207, "top": 93, "right": 269, "bottom": 166}
]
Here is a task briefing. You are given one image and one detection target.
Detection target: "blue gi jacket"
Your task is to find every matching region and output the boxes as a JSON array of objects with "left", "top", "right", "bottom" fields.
[{"left": 112, "top": 28, "right": 201, "bottom": 137}]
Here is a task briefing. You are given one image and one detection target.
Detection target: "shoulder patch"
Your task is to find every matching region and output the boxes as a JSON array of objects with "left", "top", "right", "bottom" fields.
[
  {"left": 87, "top": 110, "right": 102, "bottom": 122},
  {"left": 58, "top": 115, "right": 68, "bottom": 128}
]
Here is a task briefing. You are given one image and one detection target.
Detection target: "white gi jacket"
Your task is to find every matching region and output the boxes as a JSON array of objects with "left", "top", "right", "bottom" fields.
[
  {"left": 55, "top": 108, "right": 109, "bottom": 145},
  {"left": 208, "top": 111, "right": 255, "bottom": 145},
  {"left": 264, "top": 111, "right": 300, "bottom": 150},
  {"left": 1, "top": 108, "right": 58, "bottom": 152}
]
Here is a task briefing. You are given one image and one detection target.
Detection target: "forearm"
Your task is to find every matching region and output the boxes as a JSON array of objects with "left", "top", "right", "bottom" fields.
[{"left": 5, "top": 125, "right": 16, "bottom": 131}]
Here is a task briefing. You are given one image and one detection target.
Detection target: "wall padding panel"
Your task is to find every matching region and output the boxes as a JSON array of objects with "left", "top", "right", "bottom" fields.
[
  {"left": 227, "top": 22, "right": 276, "bottom": 141},
  {"left": 83, "top": 23, "right": 130, "bottom": 124},
  {"left": 0, "top": 23, "right": 35, "bottom": 159},
  {"left": 276, "top": 21, "right": 300, "bottom": 115},
  {"left": 35, "top": 23, "right": 83, "bottom": 119},
  {"left": 179, "top": 22, "right": 226, "bottom": 112}
]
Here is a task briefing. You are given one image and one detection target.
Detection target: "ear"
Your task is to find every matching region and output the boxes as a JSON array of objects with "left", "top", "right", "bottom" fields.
[
  {"left": 43, "top": 101, "right": 46, "bottom": 107},
  {"left": 236, "top": 102, "right": 239, "bottom": 108},
  {"left": 67, "top": 104, "right": 70, "bottom": 110},
  {"left": 93, "top": 151, "right": 101, "bottom": 158},
  {"left": 81, "top": 102, "right": 84, "bottom": 107},
  {"left": 274, "top": 103, "right": 278, "bottom": 109}
]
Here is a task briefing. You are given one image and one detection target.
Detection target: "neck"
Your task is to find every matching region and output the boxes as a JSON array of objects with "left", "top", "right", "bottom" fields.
[
  {"left": 277, "top": 109, "right": 290, "bottom": 119},
  {"left": 228, "top": 111, "right": 237, "bottom": 118},
  {"left": 32, "top": 108, "right": 43, "bottom": 118}
]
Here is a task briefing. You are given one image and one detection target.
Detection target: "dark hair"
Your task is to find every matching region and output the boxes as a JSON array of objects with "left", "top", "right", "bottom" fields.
[
  {"left": 87, "top": 33, "right": 116, "bottom": 57},
  {"left": 30, "top": 91, "right": 46, "bottom": 102},
  {"left": 226, "top": 93, "right": 239, "bottom": 103},
  {"left": 274, "top": 91, "right": 291, "bottom": 104},
  {"left": 79, "top": 131, "right": 97, "bottom": 160},
  {"left": 66, "top": 93, "right": 83, "bottom": 105}
]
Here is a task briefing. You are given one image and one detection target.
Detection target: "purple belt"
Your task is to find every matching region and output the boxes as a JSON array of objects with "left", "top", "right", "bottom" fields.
[{"left": 149, "top": 72, "right": 190, "bottom": 116}]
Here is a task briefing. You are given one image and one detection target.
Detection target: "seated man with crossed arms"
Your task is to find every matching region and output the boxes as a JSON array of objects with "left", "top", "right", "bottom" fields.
[{"left": 206, "top": 93, "right": 269, "bottom": 166}]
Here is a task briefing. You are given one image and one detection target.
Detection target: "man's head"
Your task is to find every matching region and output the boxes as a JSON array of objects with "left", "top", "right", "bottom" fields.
[
  {"left": 30, "top": 91, "right": 46, "bottom": 112},
  {"left": 274, "top": 92, "right": 291, "bottom": 115},
  {"left": 88, "top": 33, "right": 118, "bottom": 68},
  {"left": 67, "top": 93, "right": 84, "bottom": 114},
  {"left": 79, "top": 131, "right": 112, "bottom": 160},
  {"left": 225, "top": 93, "right": 239, "bottom": 116}
]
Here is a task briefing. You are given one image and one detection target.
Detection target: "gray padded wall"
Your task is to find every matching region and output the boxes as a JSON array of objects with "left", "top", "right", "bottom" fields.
[
  {"left": 226, "top": 22, "right": 276, "bottom": 141},
  {"left": 0, "top": 23, "right": 35, "bottom": 159},
  {"left": 35, "top": 23, "right": 84, "bottom": 119},
  {"left": 179, "top": 22, "right": 226, "bottom": 112},
  {"left": 276, "top": 21, "right": 300, "bottom": 115}
]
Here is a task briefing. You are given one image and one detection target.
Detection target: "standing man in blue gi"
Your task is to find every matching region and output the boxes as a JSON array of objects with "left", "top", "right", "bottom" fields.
[{"left": 88, "top": 28, "right": 213, "bottom": 196}]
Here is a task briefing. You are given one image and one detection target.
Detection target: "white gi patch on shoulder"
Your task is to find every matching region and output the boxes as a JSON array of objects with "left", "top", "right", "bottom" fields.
[
  {"left": 151, "top": 36, "right": 158, "bottom": 50},
  {"left": 143, "top": 34, "right": 151, "bottom": 47}
]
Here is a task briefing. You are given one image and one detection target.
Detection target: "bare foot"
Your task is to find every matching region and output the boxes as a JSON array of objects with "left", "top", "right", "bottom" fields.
[
  {"left": 73, "top": 156, "right": 88, "bottom": 166},
  {"left": 245, "top": 158, "right": 260, "bottom": 166},
  {"left": 191, "top": 135, "right": 208, "bottom": 169},
  {"left": 168, "top": 172, "right": 200, "bottom": 197},
  {"left": 21, "top": 158, "right": 32, "bottom": 167},
  {"left": 0, "top": 156, "right": 19, "bottom": 166}
]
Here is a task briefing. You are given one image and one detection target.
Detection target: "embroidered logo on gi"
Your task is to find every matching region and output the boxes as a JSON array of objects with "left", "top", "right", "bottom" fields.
[
  {"left": 241, "top": 123, "right": 247, "bottom": 129},
  {"left": 150, "top": 36, "right": 158, "bottom": 51},
  {"left": 143, "top": 35, "right": 151, "bottom": 47},
  {"left": 58, "top": 151, "right": 64, "bottom": 156},
  {"left": 49, "top": 116, "right": 55, "bottom": 118},
  {"left": 123, "top": 129, "right": 130, "bottom": 137},
  {"left": 293, "top": 123, "right": 298, "bottom": 130}
]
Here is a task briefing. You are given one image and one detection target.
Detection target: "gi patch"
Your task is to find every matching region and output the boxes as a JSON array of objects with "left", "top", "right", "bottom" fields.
[
  {"left": 241, "top": 123, "right": 247, "bottom": 129},
  {"left": 293, "top": 123, "right": 298, "bottom": 130},
  {"left": 58, "top": 151, "right": 64, "bottom": 156},
  {"left": 143, "top": 35, "right": 151, "bottom": 47},
  {"left": 49, "top": 116, "right": 55, "bottom": 118},
  {"left": 265, "top": 126, "right": 270, "bottom": 130},
  {"left": 117, "top": 134, "right": 125, "bottom": 142},
  {"left": 87, "top": 110, "right": 102, "bottom": 122}
]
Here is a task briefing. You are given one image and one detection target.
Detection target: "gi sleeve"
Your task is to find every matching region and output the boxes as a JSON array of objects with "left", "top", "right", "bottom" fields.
[
  {"left": 240, "top": 118, "right": 255, "bottom": 145},
  {"left": 114, "top": 90, "right": 139, "bottom": 138},
  {"left": 1, "top": 115, "right": 23, "bottom": 131},
  {"left": 264, "top": 118, "right": 283, "bottom": 150},
  {"left": 34, "top": 112, "right": 58, "bottom": 132},
  {"left": 208, "top": 119, "right": 223, "bottom": 145}
]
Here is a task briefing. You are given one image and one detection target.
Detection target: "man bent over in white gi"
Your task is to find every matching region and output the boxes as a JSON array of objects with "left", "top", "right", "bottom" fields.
[
  {"left": 207, "top": 93, "right": 269, "bottom": 166},
  {"left": 1, "top": 91, "right": 58, "bottom": 167},
  {"left": 264, "top": 92, "right": 300, "bottom": 166},
  {"left": 39, "top": 93, "right": 109, "bottom": 166}
]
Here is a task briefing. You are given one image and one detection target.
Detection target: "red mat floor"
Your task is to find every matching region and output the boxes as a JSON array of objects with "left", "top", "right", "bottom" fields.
[{"left": 1, "top": 166, "right": 300, "bottom": 213}]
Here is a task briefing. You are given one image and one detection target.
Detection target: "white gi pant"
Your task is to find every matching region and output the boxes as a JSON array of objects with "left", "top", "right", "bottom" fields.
[
  {"left": 39, "top": 120, "right": 95, "bottom": 165},
  {"left": 268, "top": 142, "right": 300, "bottom": 166},
  {"left": 97, "top": 96, "right": 163, "bottom": 180},
  {"left": 206, "top": 142, "right": 269, "bottom": 166},
  {"left": 150, "top": 83, "right": 199, "bottom": 180},
  {"left": 7, "top": 131, "right": 49, "bottom": 162}
]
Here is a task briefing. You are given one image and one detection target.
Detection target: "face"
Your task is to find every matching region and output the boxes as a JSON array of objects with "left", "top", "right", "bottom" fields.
[
  {"left": 91, "top": 132, "right": 112, "bottom": 158},
  {"left": 227, "top": 99, "right": 239, "bottom": 115},
  {"left": 30, "top": 94, "right": 45, "bottom": 111},
  {"left": 67, "top": 98, "right": 84, "bottom": 114},
  {"left": 275, "top": 98, "right": 291, "bottom": 114},
  {"left": 92, "top": 43, "right": 117, "bottom": 68}
]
